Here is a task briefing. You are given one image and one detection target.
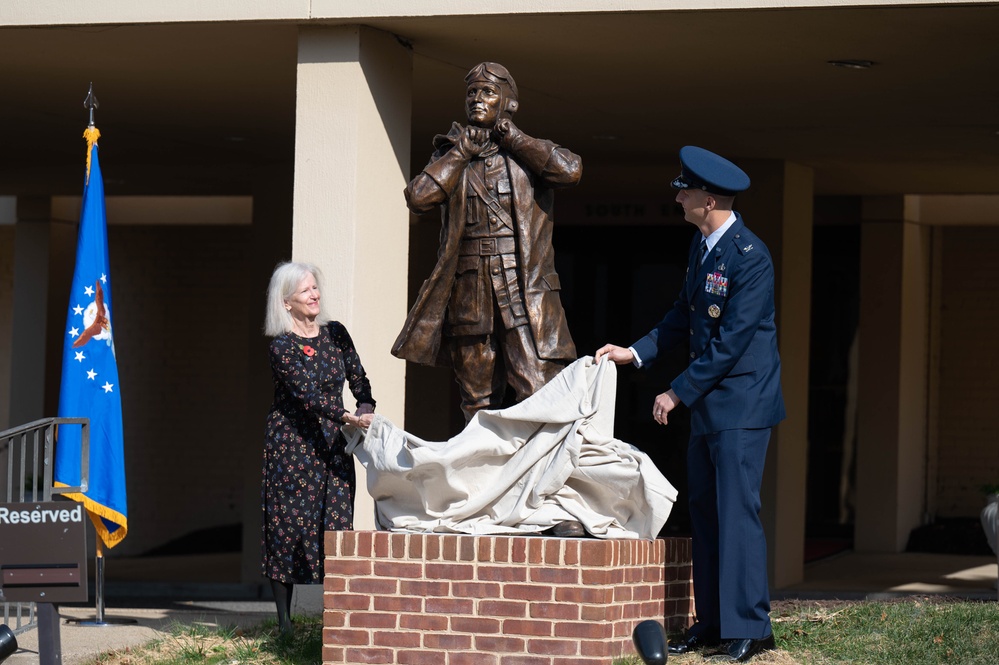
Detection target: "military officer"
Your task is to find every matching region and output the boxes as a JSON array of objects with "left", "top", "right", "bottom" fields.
[{"left": 597, "top": 146, "right": 785, "bottom": 662}]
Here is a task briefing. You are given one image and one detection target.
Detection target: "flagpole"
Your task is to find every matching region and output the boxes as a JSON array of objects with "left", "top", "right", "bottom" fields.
[
  {"left": 61, "top": 83, "right": 135, "bottom": 628},
  {"left": 72, "top": 535, "right": 113, "bottom": 626},
  {"left": 95, "top": 538, "right": 105, "bottom": 624},
  {"left": 72, "top": 524, "right": 135, "bottom": 627}
]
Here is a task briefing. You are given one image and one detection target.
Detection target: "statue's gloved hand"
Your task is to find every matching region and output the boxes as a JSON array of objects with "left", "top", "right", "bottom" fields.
[
  {"left": 454, "top": 125, "right": 491, "bottom": 159},
  {"left": 494, "top": 119, "right": 524, "bottom": 151}
]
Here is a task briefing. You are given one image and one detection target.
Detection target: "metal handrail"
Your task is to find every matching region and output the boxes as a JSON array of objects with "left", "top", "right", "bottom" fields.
[
  {"left": 2, "top": 417, "right": 89, "bottom": 503},
  {"left": 1, "top": 417, "right": 90, "bottom": 640}
]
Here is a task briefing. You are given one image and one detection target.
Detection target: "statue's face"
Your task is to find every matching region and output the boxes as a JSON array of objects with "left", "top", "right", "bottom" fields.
[{"left": 465, "top": 80, "right": 504, "bottom": 128}]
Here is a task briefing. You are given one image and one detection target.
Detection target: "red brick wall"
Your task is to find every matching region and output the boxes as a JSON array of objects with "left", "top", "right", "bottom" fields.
[{"left": 324, "top": 531, "right": 693, "bottom": 665}]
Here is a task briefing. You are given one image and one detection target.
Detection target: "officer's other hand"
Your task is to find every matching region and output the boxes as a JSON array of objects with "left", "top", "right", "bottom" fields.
[
  {"left": 653, "top": 390, "right": 679, "bottom": 427},
  {"left": 595, "top": 344, "right": 634, "bottom": 365}
]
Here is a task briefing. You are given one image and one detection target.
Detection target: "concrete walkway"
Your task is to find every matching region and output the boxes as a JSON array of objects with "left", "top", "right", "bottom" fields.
[
  {"left": 2, "top": 551, "right": 996, "bottom": 664},
  {"left": 3, "top": 553, "right": 297, "bottom": 665},
  {"left": 776, "top": 551, "right": 998, "bottom": 600},
  {"left": 4, "top": 601, "right": 274, "bottom": 665}
]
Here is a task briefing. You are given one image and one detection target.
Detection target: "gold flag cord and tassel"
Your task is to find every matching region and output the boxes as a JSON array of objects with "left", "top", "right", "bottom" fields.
[{"left": 83, "top": 125, "right": 100, "bottom": 184}]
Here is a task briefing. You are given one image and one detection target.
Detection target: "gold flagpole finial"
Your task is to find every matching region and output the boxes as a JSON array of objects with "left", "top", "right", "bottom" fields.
[{"left": 83, "top": 83, "right": 101, "bottom": 182}]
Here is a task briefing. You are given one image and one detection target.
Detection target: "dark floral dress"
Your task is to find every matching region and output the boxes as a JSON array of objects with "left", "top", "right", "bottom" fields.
[{"left": 261, "top": 321, "right": 375, "bottom": 583}]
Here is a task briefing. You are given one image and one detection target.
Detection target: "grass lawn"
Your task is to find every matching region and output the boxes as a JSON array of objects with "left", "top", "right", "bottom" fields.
[
  {"left": 84, "top": 596, "right": 998, "bottom": 665},
  {"left": 622, "top": 597, "right": 999, "bottom": 665}
]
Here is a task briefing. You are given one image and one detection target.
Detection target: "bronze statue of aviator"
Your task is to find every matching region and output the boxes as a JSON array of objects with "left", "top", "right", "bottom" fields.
[{"left": 392, "top": 62, "right": 582, "bottom": 427}]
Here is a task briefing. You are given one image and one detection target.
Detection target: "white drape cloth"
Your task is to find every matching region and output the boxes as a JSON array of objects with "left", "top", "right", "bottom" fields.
[{"left": 344, "top": 356, "right": 677, "bottom": 540}]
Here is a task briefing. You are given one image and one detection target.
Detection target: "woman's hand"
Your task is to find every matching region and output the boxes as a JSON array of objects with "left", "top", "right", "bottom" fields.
[{"left": 343, "top": 413, "right": 374, "bottom": 429}]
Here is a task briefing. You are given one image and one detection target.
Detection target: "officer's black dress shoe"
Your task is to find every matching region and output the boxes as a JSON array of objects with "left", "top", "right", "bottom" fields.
[
  {"left": 726, "top": 634, "right": 775, "bottom": 662},
  {"left": 666, "top": 630, "right": 720, "bottom": 654}
]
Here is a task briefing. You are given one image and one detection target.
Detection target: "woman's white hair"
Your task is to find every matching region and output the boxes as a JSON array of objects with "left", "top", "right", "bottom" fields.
[{"left": 263, "top": 261, "right": 331, "bottom": 337}]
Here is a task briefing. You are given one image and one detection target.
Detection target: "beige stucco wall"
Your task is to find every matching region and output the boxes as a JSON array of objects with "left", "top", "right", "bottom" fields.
[
  {"left": 770, "top": 162, "right": 813, "bottom": 587},
  {"left": 738, "top": 159, "right": 813, "bottom": 587},
  {"left": 0, "top": 0, "right": 972, "bottom": 27},
  {"left": 291, "top": 25, "right": 413, "bottom": 529},
  {"left": 854, "top": 198, "right": 930, "bottom": 552}
]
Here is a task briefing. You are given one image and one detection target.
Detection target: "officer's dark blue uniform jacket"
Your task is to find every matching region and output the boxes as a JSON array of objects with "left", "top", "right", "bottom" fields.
[{"left": 632, "top": 213, "right": 785, "bottom": 434}]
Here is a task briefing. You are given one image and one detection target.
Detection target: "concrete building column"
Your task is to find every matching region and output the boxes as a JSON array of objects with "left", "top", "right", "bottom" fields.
[
  {"left": 8, "top": 197, "right": 76, "bottom": 427},
  {"left": 0, "top": 198, "right": 17, "bottom": 431},
  {"left": 854, "top": 197, "right": 930, "bottom": 552},
  {"left": 739, "top": 159, "right": 813, "bottom": 588},
  {"left": 291, "top": 25, "right": 413, "bottom": 530}
]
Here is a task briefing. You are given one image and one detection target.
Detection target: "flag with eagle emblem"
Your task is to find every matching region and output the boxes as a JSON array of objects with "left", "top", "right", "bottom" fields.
[{"left": 54, "top": 123, "right": 128, "bottom": 548}]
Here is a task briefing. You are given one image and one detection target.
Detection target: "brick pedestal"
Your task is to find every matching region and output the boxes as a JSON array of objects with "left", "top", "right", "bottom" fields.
[{"left": 324, "top": 531, "right": 692, "bottom": 665}]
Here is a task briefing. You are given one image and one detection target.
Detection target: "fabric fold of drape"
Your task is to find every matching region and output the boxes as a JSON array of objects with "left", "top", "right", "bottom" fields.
[{"left": 345, "top": 357, "right": 677, "bottom": 540}]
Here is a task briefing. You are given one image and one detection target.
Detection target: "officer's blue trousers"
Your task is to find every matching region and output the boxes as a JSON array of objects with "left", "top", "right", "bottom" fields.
[{"left": 687, "top": 427, "right": 773, "bottom": 640}]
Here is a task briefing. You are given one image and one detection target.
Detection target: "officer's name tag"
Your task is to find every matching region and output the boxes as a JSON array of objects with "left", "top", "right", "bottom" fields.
[{"left": 705, "top": 272, "right": 728, "bottom": 296}]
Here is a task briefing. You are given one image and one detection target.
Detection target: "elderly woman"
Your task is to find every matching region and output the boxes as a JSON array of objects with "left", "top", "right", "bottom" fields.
[{"left": 261, "top": 261, "right": 375, "bottom": 636}]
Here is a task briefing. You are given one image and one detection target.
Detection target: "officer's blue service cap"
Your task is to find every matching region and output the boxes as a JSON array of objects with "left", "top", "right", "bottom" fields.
[{"left": 670, "top": 145, "right": 750, "bottom": 196}]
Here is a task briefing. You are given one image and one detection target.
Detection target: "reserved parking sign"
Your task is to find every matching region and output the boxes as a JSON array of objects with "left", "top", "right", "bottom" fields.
[{"left": 0, "top": 501, "right": 88, "bottom": 603}]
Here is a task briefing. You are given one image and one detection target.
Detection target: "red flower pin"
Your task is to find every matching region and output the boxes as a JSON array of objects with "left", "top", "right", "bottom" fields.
[{"left": 301, "top": 345, "right": 316, "bottom": 357}]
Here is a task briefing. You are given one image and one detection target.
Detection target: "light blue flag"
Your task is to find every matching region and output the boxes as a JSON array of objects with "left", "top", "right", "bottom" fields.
[{"left": 55, "top": 125, "right": 128, "bottom": 548}]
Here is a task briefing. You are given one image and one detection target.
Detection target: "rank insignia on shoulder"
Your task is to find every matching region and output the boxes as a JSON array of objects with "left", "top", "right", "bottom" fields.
[
  {"left": 708, "top": 304, "right": 721, "bottom": 318},
  {"left": 743, "top": 243, "right": 754, "bottom": 252}
]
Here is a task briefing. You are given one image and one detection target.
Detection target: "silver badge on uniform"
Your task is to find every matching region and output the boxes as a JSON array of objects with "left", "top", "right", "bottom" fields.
[{"left": 708, "top": 304, "right": 721, "bottom": 318}]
